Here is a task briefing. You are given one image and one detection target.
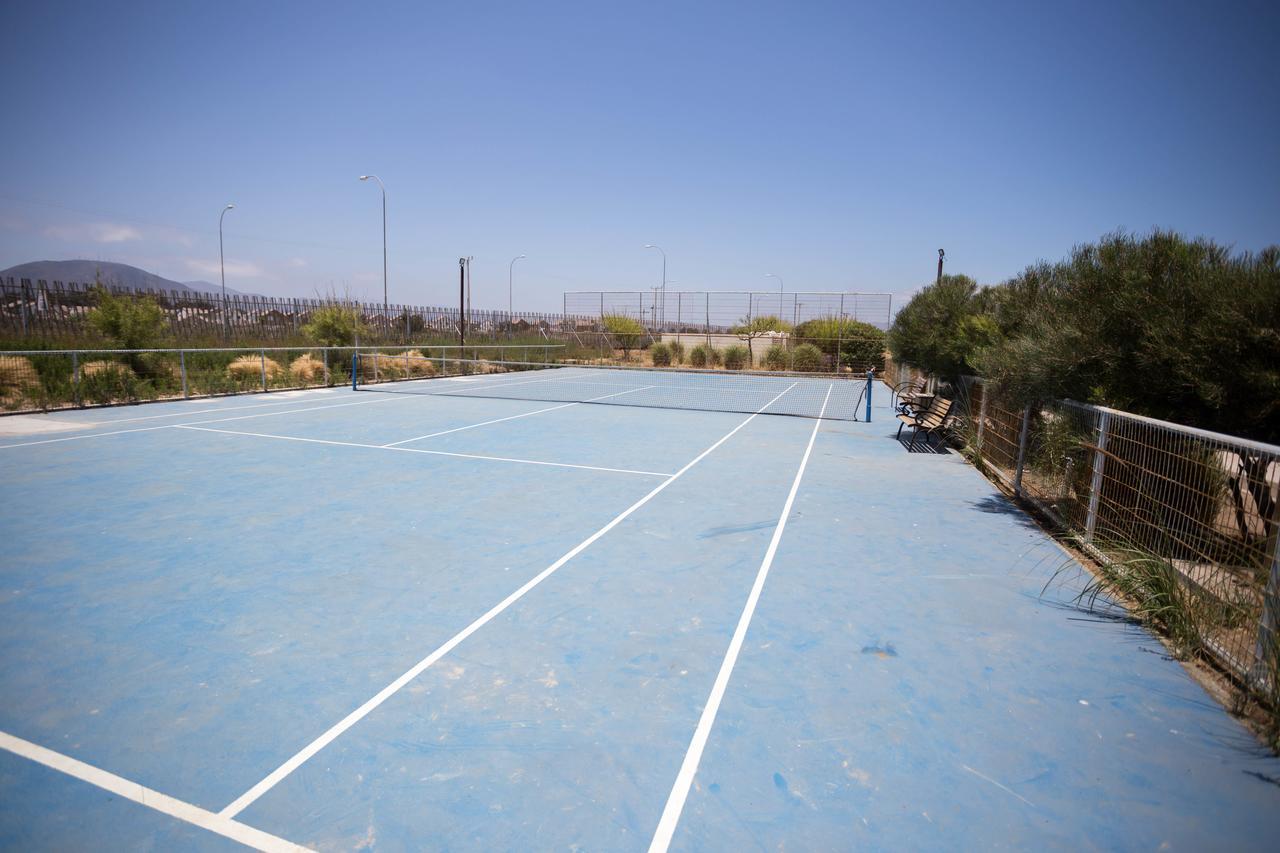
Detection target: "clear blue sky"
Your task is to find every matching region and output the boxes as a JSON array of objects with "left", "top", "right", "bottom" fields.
[{"left": 2, "top": 0, "right": 1277, "bottom": 311}]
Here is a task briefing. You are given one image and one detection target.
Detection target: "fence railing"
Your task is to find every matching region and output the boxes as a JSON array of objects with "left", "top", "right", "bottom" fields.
[
  {"left": 0, "top": 344, "right": 563, "bottom": 412},
  {"left": 0, "top": 278, "right": 593, "bottom": 346},
  {"left": 884, "top": 358, "right": 1280, "bottom": 693},
  {"left": 563, "top": 290, "right": 893, "bottom": 332}
]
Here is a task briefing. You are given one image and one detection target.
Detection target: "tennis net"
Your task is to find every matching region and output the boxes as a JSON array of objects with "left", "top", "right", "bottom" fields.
[{"left": 352, "top": 352, "right": 871, "bottom": 421}]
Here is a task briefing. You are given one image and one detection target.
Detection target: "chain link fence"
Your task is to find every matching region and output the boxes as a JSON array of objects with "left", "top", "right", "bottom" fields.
[{"left": 884, "top": 358, "right": 1280, "bottom": 698}]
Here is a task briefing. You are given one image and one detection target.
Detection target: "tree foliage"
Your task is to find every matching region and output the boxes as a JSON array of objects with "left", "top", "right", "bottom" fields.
[
  {"left": 888, "top": 231, "right": 1280, "bottom": 442},
  {"left": 794, "top": 316, "right": 886, "bottom": 371},
  {"left": 87, "top": 286, "right": 166, "bottom": 350},
  {"left": 303, "top": 304, "right": 367, "bottom": 347},
  {"left": 602, "top": 314, "right": 645, "bottom": 358}
]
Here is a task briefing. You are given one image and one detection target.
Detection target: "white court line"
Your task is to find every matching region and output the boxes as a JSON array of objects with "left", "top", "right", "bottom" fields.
[
  {"left": 175, "top": 425, "right": 672, "bottom": 477},
  {"left": 648, "top": 383, "right": 833, "bottom": 853},
  {"left": 0, "top": 393, "right": 410, "bottom": 450},
  {"left": 381, "top": 385, "right": 656, "bottom": 447},
  {"left": 217, "top": 381, "right": 800, "bottom": 819},
  {"left": 33, "top": 390, "right": 344, "bottom": 427},
  {"left": 0, "top": 730, "right": 310, "bottom": 852}
]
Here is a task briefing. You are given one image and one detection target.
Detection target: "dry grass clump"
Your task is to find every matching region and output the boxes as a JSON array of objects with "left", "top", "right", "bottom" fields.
[
  {"left": 0, "top": 355, "right": 38, "bottom": 390},
  {"left": 228, "top": 355, "right": 283, "bottom": 380},
  {"left": 289, "top": 353, "right": 326, "bottom": 382},
  {"left": 399, "top": 350, "right": 436, "bottom": 376},
  {"left": 81, "top": 360, "right": 135, "bottom": 379}
]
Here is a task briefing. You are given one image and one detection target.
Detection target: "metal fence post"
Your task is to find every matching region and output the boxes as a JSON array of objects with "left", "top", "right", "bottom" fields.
[
  {"left": 71, "top": 351, "right": 80, "bottom": 406},
  {"left": 1254, "top": 518, "right": 1280, "bottom": 689},
  {"left": 1084, "top": 410, "right": 1111, "bottom": 543},
  {"left": 260, "top": 348, "right": 268, "bottom": 391},
  {"left": 351, "top": 353, "right": 359, "bottom": 390},
  {"left": 179, "top": 350, "right": 188, "bottom": 398},
  {"left": 322, "top": 347, "right": 330, "bottom": 386},
  {"left": 835, "top": 295, "right": 845, "bottom": 374},
  {"left": 1013, "top": 405, "right": 1032, "bottom": 496},
  {"left": 976, "top": 380, "right": 988, "bottom": 449}
]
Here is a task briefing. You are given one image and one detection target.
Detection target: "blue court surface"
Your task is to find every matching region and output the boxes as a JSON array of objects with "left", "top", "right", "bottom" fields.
[{"left": 1, "top": 370, "right": 1278, "bottom": 851}]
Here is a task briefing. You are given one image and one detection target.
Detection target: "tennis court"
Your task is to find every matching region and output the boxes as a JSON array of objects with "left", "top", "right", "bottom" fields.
[{"left": 1, "top": 363, "right": 1278, "bottom": 851}]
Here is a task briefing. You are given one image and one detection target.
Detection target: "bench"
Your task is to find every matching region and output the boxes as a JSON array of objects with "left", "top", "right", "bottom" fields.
[
  {"left": 896, "top": 396, "right": 954, "bottom": 450},
  {"left": 891, "top": 378, "right": 927, "bottom": 414}
]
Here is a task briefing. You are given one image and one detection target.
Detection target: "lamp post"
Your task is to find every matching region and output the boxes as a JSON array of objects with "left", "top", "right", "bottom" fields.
[
  {"left": 765, "top": 272, "right": 784, "bottom": 318},
  {"left": 359, "top": 175, "right": 388, "bottom": 328},
  {"left": 643, "top": 244, "right": 667, "bottom": 330},
  {"left": 508, "top": 254, "right": 526, "bottom": 324},
  {"left": 219, "top": 203, "right": 235, "bottom": 342}
]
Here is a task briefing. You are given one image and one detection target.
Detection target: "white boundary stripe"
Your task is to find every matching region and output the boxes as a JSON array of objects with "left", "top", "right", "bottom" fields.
[
  {"left": 381, "top": 385, "right": 656, "bottom": 447},
  {"left": 0, "top": 730, "right": 311, "bottom": 852},
  {"left": 0, "top": 394, "right": 418, "bottom": 450},
  {"left": 35, "top": 391, "right": 344, "bottom": 427},
  {"left": 175, "top": 425, "right": 672, "bottom": 477},
  {"left": 648, "top": 383, "right": 833, "bottom": 853},
  {"left": 218, "top": 381, "right": 800, "bottom": 819}
]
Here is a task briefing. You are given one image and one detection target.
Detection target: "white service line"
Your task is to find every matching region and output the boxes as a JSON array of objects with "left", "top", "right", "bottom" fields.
[
  {"left": 0, "top": 730, "right": 311, "bottom": 853},
  {"left": 175, "top": 425, "right": 672, "bottom": 477},
  {"left": 0, "top": 392, "right": 409, "bottom": 450},
  {"left": 217, "top": 381, "right": 800, "bottom": 820},
  {"left": 381, "top": 385, "right": 656, "bottom": 447},
  {"left": 36, "top": 390, "right": 344, "bottom": 427},
  {"left": 648, "top": 383, "right": 833, "bottom": 853}
]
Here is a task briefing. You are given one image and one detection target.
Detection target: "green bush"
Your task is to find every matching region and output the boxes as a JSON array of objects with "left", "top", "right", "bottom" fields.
[
  {"left": 303, "top": 304, "right": 367, "bottom": 347},
  {"left": 602, "top": 314, "right": 645, "bottom": 359},
  {"left": 87, "top": 286, "right": 167, "bottom": 350},
  {"left": 764, "top": 344, "right": 789, "bottom": 370},
  {"left": 791, "top": 343, "right": 822, "bottom": 372},
  {"left": 650, "top": 342, "right": 672, "bottom": 366},
  {"left": 667, "top": 340, "right": 685, "bottom": 364},
  {"left": 689, "top": 344, "right": 721, "bottom": 368},
  {"left": 795, "top": 316, "right": 886, "bottom": 371},
  {"left": 887, "top": 275, "right": 995, "bottom": 380},
  {"left": 723, "top": 345, "right": 750, "bottom": 370}
]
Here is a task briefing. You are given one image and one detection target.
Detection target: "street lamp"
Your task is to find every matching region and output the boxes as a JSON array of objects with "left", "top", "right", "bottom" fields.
[
  {"left": 765, "top": 272, "right": 784, "bottom": 318},
  {"left": 644, "top": 244, "right": 666, "bottom": 330},
  {"left": 508, "top": 254, "right": 526, "bottom": 323},
  {"left": 359, "top": 175, "right": 388, "bottom": 323},
  {"left": 219, "top": 203, "right": 235, "bottom": 341}
]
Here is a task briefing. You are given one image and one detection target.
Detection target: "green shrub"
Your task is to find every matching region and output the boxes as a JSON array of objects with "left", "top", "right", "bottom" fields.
[
  {"left": 87, "top": 286, "right": 167, "bottom": 350},
  {"left": 764, "top": 344, "right": 789, "bottom": 370},
  {"left": 689, "top": 344, "right": 721, "bottom": 368},
  {"left": 791, "top": 343, "right": 823, "bottom": 372},
  {"left": 795, "top": 316, "right": 886, "bottom": 371},
  {"left": 667, "top": 340, "right": 685, "bottom": 364},
  {"left": 723, "top": 345, "right": 750, "bottom": 370},
  {"left": 887, "top": 275, "right": 994, "bottom": 380},
  {"left": 650, "top": 343, "right": 672, "bottom": 366},
  {"left": 303, "top": 304, "right": 367, "bottom": 347},
  {"left": 602, "top": 314, "right": 645, "bottom": 359}
]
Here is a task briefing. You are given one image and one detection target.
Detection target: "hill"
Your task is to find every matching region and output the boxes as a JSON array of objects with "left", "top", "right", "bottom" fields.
[{"left": 0, "top": 260, "right": 254, "bottom": 296}]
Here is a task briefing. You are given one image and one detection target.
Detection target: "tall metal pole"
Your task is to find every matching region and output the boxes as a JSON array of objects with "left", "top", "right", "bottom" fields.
[
  {"left": 360, "top": 175, "right": 388, "bottom": 325},
  {"left": 766, "top": 272, "right": 784, "bottom": 318},
  {"left": 458, "top": 257, "right": 466, "bottom": 348},
  {"left": 937, "top": 248, "right": 945, "bottom": 285},
  {"left": 644, "top": 244, "right": 666, "bottom": 331},
  {"left": 219, "top": 203, "right": 235, "bottom": 342},
  {"left": 508, "top": 254, "right": 526, "bottom": 323}
]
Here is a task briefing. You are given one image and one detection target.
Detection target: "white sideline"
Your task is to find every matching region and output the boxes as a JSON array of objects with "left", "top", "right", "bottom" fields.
[
  {"left": 39, "top": 391, "right": 344, "bottom": 427},
  {"left": 175, "top": 425, "right": 672, "bottom": 477},
  {"left": 0, "top": 393, "right": 409, "bottom": 450},
  {"left": 0, "top": 730, "right": 311, "bottom": 852},
  {"left": 381, "top": 385, "right": 656, "bottom": 447},
  {"left": 648, "top": 383, "right": 833, "bottom": 853},
  {"left": 217, "top": 381, "right": 800, "bottom": 819}
]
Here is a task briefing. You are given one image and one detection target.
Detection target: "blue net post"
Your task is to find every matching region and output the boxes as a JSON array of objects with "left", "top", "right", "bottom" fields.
[
  {"left": 865, "top": 369, "right": 873, "bottom": 421},
  {"left": 351, "top": 353, "right": 358, "bottom": 390}
]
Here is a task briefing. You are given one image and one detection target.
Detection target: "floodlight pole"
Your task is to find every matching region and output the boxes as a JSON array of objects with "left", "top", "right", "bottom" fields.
[
  {"left": 937, "top": 248, "right": 945, "bottom": 285},
  {"left": 458, "top": 257, "right": 467, "bottom": 348},
  {"left": 359, "top": 174, "right": 388, "bottom": 327},
  {"left": 508, "top": 254, "right": 526, "bottom": 324},
  {"left": 644, "top": 244, "right": 666, "bottom": 331},
  {"left": 766, "top": 272, "right": 784, "bottom": 317},
  {"left": 219, "top": 203, "right": 235, "bottom": 342}
]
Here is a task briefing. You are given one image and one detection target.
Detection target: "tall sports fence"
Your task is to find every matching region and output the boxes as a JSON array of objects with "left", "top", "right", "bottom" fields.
[
  {"left": 885, "top": 359, "right": 1280, "bottom": 694},
  {"left": 563, "top": 290, "right": 893, "bottom": 332},
  {"left": 0, "top": 278, "right": 591, "bottom": 346}
]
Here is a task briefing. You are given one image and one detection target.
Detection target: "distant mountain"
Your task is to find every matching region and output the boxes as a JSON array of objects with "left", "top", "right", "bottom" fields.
[{"left": 0, "top": 260, "right": 254, "bottom": 296}]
